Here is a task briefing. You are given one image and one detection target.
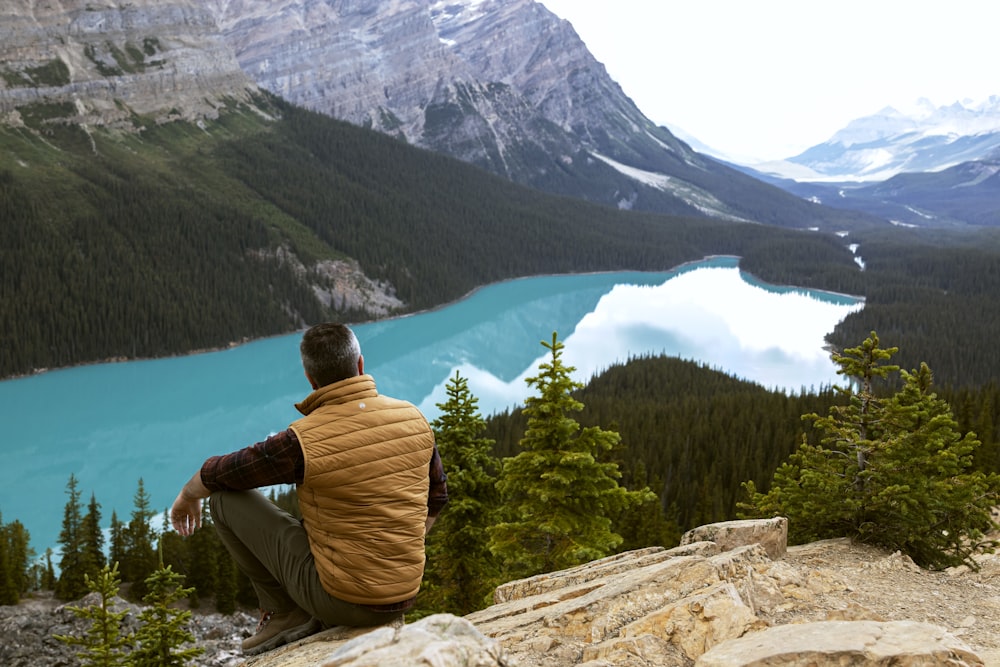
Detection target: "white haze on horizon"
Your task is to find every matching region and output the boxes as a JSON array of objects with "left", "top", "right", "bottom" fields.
[{"left": 538, "top": 0, "right": 997, "bottom": 162}]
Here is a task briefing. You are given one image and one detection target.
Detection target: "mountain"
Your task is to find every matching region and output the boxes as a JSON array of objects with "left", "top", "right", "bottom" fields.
[
  {"left": 204, "top": 0, "right": 872, "bottom": 230},
  {"left": 0, "top": 0, "right": 257, "bottom": 126},
  {"left": 754, "top": 97, "right": 1000, "bottom": 183},
  {"left": 725, "top": 97, "right": 1000, "bottom": 228},
  {"left": 743, "top": 153, "right": 1000, "bottom": 228},
  {"left": 5, "top": 0, "right": 1000, "bottom": 386}
]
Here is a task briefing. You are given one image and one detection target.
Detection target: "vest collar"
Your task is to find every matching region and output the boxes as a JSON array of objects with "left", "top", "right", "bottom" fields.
[{"left": 295, "top": 374, "right": 378, "bottom": 416}]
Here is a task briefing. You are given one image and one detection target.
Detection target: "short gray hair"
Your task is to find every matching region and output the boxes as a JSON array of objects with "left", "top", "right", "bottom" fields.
[{"left": 300, "top": 323, "right": 361, "bottom": 387}]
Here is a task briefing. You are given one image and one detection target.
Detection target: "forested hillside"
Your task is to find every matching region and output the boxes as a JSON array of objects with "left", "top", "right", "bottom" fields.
[
  {"left": 4, "top": 95, "right": 1000, "bottom": 388},
  {"left": 822, "top": 227, "right": 1000, "bottom": 387},
  {"left": 0, "top": 95, "right": 863, "bottom": 379},
  {"left": 484, "top": 353, "right": 1000, "bottom": 536}
]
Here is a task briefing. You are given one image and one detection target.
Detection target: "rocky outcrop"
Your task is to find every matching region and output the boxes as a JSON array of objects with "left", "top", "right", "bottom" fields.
[
  {"left": 229, "top": 518, "right": 992, "bottom": 666},
  {"left": 0, "top": 0, "right": 257, "bottom": 128},
  {"left": 6, "top": 519, "right": 995, "bottom": 666}
]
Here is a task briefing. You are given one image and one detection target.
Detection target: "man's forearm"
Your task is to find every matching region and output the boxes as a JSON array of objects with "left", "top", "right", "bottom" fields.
[
  {"left": 170, "top": 469, "right": 211, "bottom": 536},
  {"left": 181, "top": 469, "right": 211, "bottom": 500}
]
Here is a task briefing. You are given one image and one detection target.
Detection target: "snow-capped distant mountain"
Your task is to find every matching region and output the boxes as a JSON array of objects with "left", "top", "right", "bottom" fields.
[{"left": 754, "top": 97, "right": 1000, "bottom": 182}]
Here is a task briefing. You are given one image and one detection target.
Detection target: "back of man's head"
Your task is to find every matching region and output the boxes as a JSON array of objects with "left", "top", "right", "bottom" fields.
[{"left": 300, "top": 323, "right": 362, "bottom": 388}]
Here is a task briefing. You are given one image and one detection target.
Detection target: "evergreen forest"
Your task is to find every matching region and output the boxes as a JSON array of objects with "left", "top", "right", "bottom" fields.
[{"left": 4, "top": 94, "right": 1000, "bottom": 388}]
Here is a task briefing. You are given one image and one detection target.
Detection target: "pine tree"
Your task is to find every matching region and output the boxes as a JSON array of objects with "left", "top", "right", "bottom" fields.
[
  {"left": 489, "top": 332, "right": 655, "bottom": 579},
  {"left": 0, "top": 513, "right": 18, "bottom": 605},
  {"left": 214, "top": 542, "right": 237, "bottom": 615},
  {"left": 742, "top": 331, "right": 1000, "bottom": 569},
  {"left": 109, "top": 511, "right": 126, "bottom": 572},
  {"left": 53, "top": 562, "right": 132, "bottom": 667},
  {"left": 41, "top": 547, "right": 57, "bottom": 591},
  {"left": 123, "top": 479, "right": 158, "bottom": 600},
  {"left": 130, "top": 562, "right": 204, "bottom": 667},
  {"left": 612, "top": 462, "right": 681, "bottom": 551},
  {"left": 82, "top": 493, "right": 106, "bottom": 576},
  {"left": 57, "top": 474, "right": 89, "bottom": 600},
  {"left": 422, "top": 371, "right": 502, "bottom": 614},
  {"left": 3, "top": 518, "right": 32, "bottom": 600}
]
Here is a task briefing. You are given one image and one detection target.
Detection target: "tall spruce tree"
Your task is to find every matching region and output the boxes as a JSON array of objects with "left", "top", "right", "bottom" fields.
[
  {"left": 108, "top": 511, "right": 126, "bottom": 572},
  {"left": 123, "top": 479, "right": 158, "bottom": 599},
  {"left": 0, "top": 513, "right": 18, "bottom": 605},
  {"left": 489, "top": 332, "right": 655, "bottom": 579},
  {"left": 57, "top": 474, "right": 89, "bottom": 600},
  {"left": 742, "top": 331, "right": 1000, "bottom": 570},
  {"left": 54, "top": 562, "right": 131, "bottom": 667},
  {"left": 82, "top": 493, "right": 106, "bottom": 576},
  {"left": 422, "top": 371, "right": 502, "bottom": 614},
  {"left": 42, "top": 547, "right": 57, "bottom": 591},
  {"left": 4, "top": 518, "right": 31, "bottom": 601},
  {"left": 214, "top": 541, "right": 238, "bottom": 615}
]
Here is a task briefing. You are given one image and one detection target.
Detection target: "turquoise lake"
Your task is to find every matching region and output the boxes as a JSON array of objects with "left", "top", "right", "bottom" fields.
[{"left": 0, "top": 257, "right": 864, "bottom": 552}]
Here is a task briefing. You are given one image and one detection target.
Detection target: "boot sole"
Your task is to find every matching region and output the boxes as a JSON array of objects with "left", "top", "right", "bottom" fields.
[{"left": 243, "top": 617, "right": 322, "bottom": 656}]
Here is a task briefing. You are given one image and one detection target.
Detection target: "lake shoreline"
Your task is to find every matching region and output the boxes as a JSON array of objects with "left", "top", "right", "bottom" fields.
[{"left": 4, "top": 255, "right": 863, "bottom": 383}]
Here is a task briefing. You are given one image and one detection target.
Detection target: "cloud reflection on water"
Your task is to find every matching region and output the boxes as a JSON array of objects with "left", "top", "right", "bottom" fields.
[{"left": 416, "top": 267, "right": 864, "bottom": 420}]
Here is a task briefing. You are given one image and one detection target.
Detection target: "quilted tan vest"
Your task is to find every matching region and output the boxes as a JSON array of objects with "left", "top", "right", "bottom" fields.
[{"left": 291, "top": 375, "right": 434, "bottom": 604}]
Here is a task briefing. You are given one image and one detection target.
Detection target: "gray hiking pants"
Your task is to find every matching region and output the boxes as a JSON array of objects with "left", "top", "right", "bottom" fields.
[{"left": 209, "top": 489, "right": 404, "bottom": 628}]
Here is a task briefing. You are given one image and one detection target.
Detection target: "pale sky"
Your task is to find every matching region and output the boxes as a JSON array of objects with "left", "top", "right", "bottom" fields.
[{"left": 538, "top": 0, "right": 998, "bottom": 162}]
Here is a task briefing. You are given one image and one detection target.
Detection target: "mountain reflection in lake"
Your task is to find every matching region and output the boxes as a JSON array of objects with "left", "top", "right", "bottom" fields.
[{"left": 409, "top": 264, "right": 864, "bottom": 420}]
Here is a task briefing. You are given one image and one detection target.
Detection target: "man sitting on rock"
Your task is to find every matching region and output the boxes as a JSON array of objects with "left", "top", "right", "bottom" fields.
[{"left": 169, "top": 322, "right": 448, "bottom": 655}]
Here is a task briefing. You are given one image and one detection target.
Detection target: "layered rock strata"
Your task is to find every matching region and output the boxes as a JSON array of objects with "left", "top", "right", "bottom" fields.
[
  {"left": 206, "top": 0, "right": 702, "bottom": 189},
  {"left": 0, "top": 0, "right": 256, "bottom": 127}
]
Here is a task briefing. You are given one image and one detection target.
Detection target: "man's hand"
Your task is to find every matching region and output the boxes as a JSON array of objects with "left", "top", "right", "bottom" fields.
[{"left": 170, "top": 471, "right": 210, "bottom": 537}]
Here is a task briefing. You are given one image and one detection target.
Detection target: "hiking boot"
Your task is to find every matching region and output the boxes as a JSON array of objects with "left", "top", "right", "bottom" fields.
[{"left": 242, "top": 607, "right": 321, "bottom": 655}]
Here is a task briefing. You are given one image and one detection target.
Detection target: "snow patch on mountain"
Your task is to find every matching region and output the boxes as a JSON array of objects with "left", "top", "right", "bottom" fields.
[
  {"left": 751, "top": 96, "right": 1000, "bottom": 182},
  {"left": 591, "top": 152, "right": 670, "bottom": 190},
  {"left": 591, "top": 152, "right": 747, "bottom": 220}
]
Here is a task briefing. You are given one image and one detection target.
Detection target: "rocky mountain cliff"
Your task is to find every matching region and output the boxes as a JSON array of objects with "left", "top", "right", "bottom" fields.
[
  {"left": 204, "top": 0, "right": 866, "bottom": 229},
  {"left": 0, "top": 0, "right": 257, "bottom": 128},
  {"left": 208, "top": 0, "right": 689, "bottom": 181}
]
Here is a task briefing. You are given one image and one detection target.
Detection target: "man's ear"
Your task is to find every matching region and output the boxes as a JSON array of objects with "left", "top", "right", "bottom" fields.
[
  {"left": 357, "top": 355, "right": 365, "bottom": 375},
  {"left": 305, "top": 370, "right": 319, "bottom": 390}
]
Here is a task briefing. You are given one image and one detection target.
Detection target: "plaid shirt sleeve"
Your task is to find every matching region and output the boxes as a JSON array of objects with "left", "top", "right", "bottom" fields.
[
  {"left": 199, "top": 428, "right": 304, "bottom": 492},
  {"left": 427, "top": 443, "right": 449, "bottom": 518}
]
